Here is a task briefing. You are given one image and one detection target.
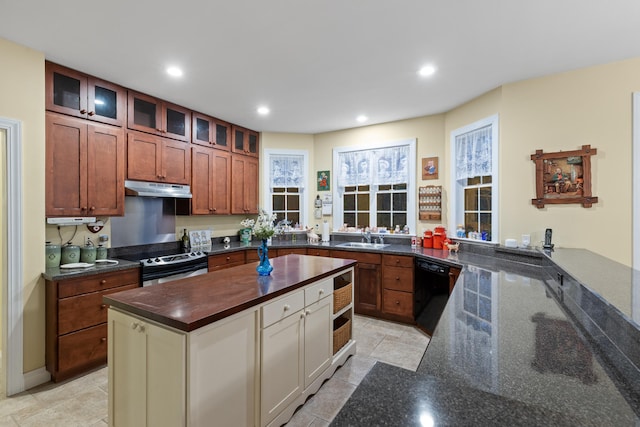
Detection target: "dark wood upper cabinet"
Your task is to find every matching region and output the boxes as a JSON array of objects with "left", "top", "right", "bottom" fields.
[
  {"left": 189, "top": 145, "right": 231, "bottom": 215},
  {"left": 126, "top": 131, "right": 191, "bottom": 185},
  {"left": 46, "top": 112, "right": 125, "bottom": 217},
  {"left": 127, "top": 91, "right": 191, "bottom": 142},
  {"left": 231, "top": 125, "right": 259, "bottom": 157},
  {"left": 192, "top": 112, "right": 231, "bottom": 150},
  {"left": 231, "top": 154, "right": 259, "bottom": 214},
  {"left": 46, "top": 62, "right": 126, "bottom": 127}
]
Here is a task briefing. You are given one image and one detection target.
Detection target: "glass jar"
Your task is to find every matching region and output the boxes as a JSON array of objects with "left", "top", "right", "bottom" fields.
[{"left": 45, "top": 241, "right": 61, "bottom": 268}]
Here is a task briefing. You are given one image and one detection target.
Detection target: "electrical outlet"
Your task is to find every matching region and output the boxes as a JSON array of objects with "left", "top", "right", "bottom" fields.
[{"left": 98, "top": 234, "right": 109, "bottom": 242}]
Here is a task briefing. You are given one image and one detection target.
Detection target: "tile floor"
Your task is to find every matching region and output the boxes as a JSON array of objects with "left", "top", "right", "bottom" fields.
[{"left": 0, "top": 315, "right": 429, "bottom": 426}]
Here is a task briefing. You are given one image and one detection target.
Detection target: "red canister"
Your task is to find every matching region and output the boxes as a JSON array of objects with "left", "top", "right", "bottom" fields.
[
  {"left": 433, "top": 226, "right": 446, "bottom": 249},
  {"left": 422, "top": 230, "right": 433, "bottom": 248}
]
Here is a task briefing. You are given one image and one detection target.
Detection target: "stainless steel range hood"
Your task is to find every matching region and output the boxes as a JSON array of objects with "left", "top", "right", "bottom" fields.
[{"left": 124, "top": 180, "right": 192, "bottom": 199}]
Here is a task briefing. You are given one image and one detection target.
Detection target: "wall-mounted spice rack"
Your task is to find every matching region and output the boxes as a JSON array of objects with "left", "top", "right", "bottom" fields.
[{"left": 419, "top": 185, "right": 442, "bottom": 220}]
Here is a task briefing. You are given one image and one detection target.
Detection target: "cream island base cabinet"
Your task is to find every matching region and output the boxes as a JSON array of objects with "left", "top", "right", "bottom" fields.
[{"left": 107, "top": 267, "right": 355, "bottom": 427}]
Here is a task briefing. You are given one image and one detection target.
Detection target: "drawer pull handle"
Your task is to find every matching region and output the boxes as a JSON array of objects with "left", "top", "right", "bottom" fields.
[
  {"left": 395, "top": 277, "right": 400, "bottom": 280},
  {"left": 226, "top": 257, "right": 230, "bottom": 261},
  {"left": 100, "top": 337, "right": 107, "bottom": 342},
  {"left": 395, "top": 300, "right": 400, "bottom": 305},
  {"left": 100, "top": 304, "right": 107, "bottom": 309},
  {"left": 319, "top": 289, "right": 325, "bottom": 295},
  {"left": 131, "top": 322, "right": 139, "bottom": 330},
  {"left": 100, "top": 280, "right": 107, "bottom": 285},
  {"left": 283, "top": 304, "right": 290, "bottom": 312},
  {"left": 305, "top": 310, "right": 311, "bottom": 315},
  {"left": 300, "top": 313, "right": 306, "bottom": 319},
  {"left": 138, "top": 325, "right": 146, "bottom": 333}
]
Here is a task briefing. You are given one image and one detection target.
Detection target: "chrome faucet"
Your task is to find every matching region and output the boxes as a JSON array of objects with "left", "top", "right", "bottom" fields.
[
  {"left": 362, "top": 230, "right": 372, "bottom": 243},
  {"left": 377, "top": 234, "right": 384, "bottom": 245}
]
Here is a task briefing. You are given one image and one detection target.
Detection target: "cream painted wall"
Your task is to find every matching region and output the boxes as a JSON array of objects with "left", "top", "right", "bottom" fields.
[
  {"left": 0, "top": 38, "right": 45, "bottom": 372},
  {"left": 313, "top": 115, "right": 446, "bottom": 235},
  {"left": 499, "top": 58, "right": 640, "bottom": 265}
]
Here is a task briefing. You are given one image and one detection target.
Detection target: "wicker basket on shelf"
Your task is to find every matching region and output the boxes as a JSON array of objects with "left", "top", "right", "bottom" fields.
[
  {"left": 333, "top": 282, "right": 352, "bottom": 313},
  {"left": 333, "top": 316, "right": 351, "bottom": 354}
]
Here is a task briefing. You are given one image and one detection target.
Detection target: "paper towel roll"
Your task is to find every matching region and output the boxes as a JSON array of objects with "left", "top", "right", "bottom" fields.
[{"left": 322, "top": 222, "right": 330, "bottom": 242}]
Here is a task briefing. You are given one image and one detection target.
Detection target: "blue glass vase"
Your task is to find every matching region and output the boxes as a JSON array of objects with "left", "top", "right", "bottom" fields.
[{"left": 256, "top": 239, "right": 273, "bottom": 276}]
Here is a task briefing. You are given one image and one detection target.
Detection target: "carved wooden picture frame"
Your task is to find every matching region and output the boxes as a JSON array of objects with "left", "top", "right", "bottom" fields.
[{"left": 531, "top": 145, "right": 598, "bottom": 208}]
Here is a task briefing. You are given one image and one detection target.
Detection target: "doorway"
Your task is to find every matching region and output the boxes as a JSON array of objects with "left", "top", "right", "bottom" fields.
[{"left": 0, "top": 118, "right": 25, "bottom": 396}]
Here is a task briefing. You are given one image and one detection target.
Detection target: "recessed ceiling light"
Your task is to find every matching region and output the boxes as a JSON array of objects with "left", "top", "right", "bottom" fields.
[
  {"left": 418, "top": 65, "right": 436, "bottom": 77},
  {"left": 166, "top": 66, "right": 183, "bottom": 77},
  {"left": 356, "top": 115, "right": 368, "bottom": 123},
  {"left": 257, "top": 106, "right": 270, "bottom": 115}
]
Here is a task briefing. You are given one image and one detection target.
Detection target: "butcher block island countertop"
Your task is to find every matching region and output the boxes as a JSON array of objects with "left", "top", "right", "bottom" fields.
[{"left": 104, "top": 254, "right": 357, "bottom": 332}]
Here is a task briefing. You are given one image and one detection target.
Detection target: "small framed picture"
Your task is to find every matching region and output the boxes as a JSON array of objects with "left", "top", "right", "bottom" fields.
[
  {"left": 317, "top": 170, "right": 330, "bottom": 191},
  {"left": 422, "top": 157, "right": 438, "bottom": 180}
]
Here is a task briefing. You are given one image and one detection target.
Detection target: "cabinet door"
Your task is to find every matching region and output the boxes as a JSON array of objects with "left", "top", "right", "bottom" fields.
[
  {"left": 191, "top": 145, "right": 214, "bottom": 214},
  {"left": 126, "top": 132, "right": 163, "bottom": 182},
  {"left": 189, "top": 310, "right": 257, "bottom": 427},
  {"left": 46, "top": 62, "right": 88, "bottom": 120},
  {"left": 87, "top": 123, "right": 125, "bottom": 216},
  {"left": 212, "top": 149, "right": 231, "bottom": 214},
  {"left": 87, "top": 77, "right": 126, "bottom": 126},
  {"left": 128, "top": 91, "right": 163, "bottom": 136},
  {"left": 261, "top": 312, "right": 304, "bottom": 426},
  {"left": 164, "top": 102, "right": 191, "bottom": 142},
  {"left": 304, "top": 297, "right": 332, "bottom": 388},
  {"left": 109, "top": 309, "right": 186, "bottom": 427},
  {"left": 355, "top": 263, "right": 382, "bottom": 316},
  {"left": 162, "top": 139, "right": 191, "bottom": 184},
  {"left": 231, "top": 155, "right": 259, "bottom": 214},
  {"left": 46, "top": 113, "right": 87, "bottom": 216}
]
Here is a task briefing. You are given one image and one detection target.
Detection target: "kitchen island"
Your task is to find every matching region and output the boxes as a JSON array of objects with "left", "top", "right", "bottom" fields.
[{"left": 104, "top": 254, "right": 357, "bottom": 427}]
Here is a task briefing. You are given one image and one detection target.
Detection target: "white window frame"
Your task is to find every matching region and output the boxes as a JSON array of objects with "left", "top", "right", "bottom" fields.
[
  {"left": 449, "top": 115, "right": 499, "bottom": 243},
  {"left": 332, "top": 139, "right": 417, "bottom": 233},
  {"left": 262, "top": 149, "right": 309, "bottom": 227}
]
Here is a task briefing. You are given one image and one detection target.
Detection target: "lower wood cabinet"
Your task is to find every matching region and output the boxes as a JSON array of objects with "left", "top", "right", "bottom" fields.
[
  {"left": 45, "top": 268, "right": 139, "bottom": 382},
  {"left": 331, "top": 250, "right": 382, "bottom": 317},
  {"left": 208, "top": 251, "right": 245, "bottom": 271},
  {"left": 381, "top": 254, "right": 415, "bottom": 323}
]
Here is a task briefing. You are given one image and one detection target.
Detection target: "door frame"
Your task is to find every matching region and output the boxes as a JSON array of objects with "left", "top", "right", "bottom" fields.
[
  {"left": 633, "top": 94, "right": 640, "bottom": 325},
  {"left": 1, "top": 117, "right": 25, "bottom": 395}
]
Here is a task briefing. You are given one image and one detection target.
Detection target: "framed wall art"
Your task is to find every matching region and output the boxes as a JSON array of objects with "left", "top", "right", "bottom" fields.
[
  {"left": 530, "top": 145, "right": 598, "bottom": 208},
  {"left": 317, "top": 170, "right": 330, "bottom": 191},
  {"left": 422, "top": 157, "right": 438, "bottom": 180}
]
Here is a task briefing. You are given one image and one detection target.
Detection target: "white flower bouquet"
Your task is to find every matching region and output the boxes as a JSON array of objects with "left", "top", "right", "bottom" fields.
[{"left": 242, "top": 209, "right": 278, "bottom": 240}]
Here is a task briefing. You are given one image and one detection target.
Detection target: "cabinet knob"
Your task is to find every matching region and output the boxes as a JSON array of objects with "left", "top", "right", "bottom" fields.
[
  {"left": 226, "top": 256, "right": 230, "bottom": 261},
  {"left": 396, "top": 259, "right": 400, "bottom": 263},
  {"left": 88, "top": 111, "right": 95, "bottom": 116},
  {"left": 131, "top": 322, "right": 139, "bottom": 330},
  {"left": 395, "top": 276, "right": 400, "bottom": 281},
  {"left": 156, "top": 128, "right": 163, "bottom": 132},
  {"left": 138, "top": 325, "right": 146, "bottom": 332},
  {"left": 100, "top": 337, "right": 107, "bottom": 342},
  {"left": 100, "top": 279, "right": 107, "bottom": 285},
  {"left": 80, "top": 109, "right": 87, "bottom": 114},
  {"left": 100, "top": 304, "right": 106, "bottom": 309},
  {"left": 283, "top": 304, "right": 290, "bottom": 312},
  {"left": 319, "top": 289, "right": 325, "bottom": 295},
  {"left": 81, "top": 206, "right": 87, "bottom": 211},
  {"left": 90, "top": 206, "right": 96, "bottom": 211},
  {"left": 305, "top": 310, "right": 311, "bottom": 316},
  {"left": 395, "top": 300, "right": 400, "bottom": 305}
]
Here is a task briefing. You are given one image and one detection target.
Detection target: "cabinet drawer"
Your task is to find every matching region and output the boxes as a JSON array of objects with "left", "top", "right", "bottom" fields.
[
  {"left": 383, "top": 254, "right": 414, "bottom": 268},
  {"left": 58, "top": 323, "right": 107, "bottom": 373},
  {"left": 331, "top": 250, "right": 381, "bottom": 264},
  {"left": 305, "top": 279, "right": 333, "bottom": 305},
  {"left": 275, "top": 248, "right": 307, "bottom": 257},
  {"left": 57, "top": 269, "right": 139, "bottom": 298},
  {"left": 383, "top": 267, "right": 414, "bottom": 292},
  {"left": 262, "top": 290, "right": 304, "bottom": 328},
  {"left": 382, "top": 289, "right": 414, "bottom": 319},
  {"left": 58, "top": 284, "right": 138, "bottom": 335},
  {"left": 307, "top": 248, "right": 331, "bottom": 257},
  {"left": 208, "top": 252, "right": 245, "bottom": 271}
]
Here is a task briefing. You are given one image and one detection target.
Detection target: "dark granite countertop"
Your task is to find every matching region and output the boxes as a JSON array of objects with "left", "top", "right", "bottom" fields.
[
  {"left": 42, "top": 258, "right": 140, "bottom": 281},
  {"left": 332, "top": 246, "right": 640, "bottom": 426}
]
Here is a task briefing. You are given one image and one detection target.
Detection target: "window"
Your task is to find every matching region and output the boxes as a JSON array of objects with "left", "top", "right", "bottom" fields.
[
  {"left": 333, "top": 139, "right": 416, "bottom": 232},
  {"left": 263, "top": 150, "right": 308, "bottom": 227},
  {"left": 450, "top": 115, "right": 499, "bottom": 242}
]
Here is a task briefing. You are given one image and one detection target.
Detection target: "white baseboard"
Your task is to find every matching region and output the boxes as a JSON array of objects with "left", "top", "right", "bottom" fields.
[{"left": 23, "top": 367, "right": 51, "bottom": 391}]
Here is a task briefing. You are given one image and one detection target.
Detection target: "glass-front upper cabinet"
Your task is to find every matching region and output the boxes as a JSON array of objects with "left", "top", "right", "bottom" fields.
[
  {"left": 45, "top": 62, "right": 126, "bottom": 127},
  {"left": 127, "top": 91, "right": 191, "bottom": 142},
  {"left": 231, "top": 125, "right": 259, "bottom": 157},
  {"left": 191, "top": 112, "right": 230, "bottom": 150}
]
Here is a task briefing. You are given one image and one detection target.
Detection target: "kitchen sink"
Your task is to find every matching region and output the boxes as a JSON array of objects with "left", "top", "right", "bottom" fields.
[{"left": 335, "top": 242, "right": 390, "bottom": 249}]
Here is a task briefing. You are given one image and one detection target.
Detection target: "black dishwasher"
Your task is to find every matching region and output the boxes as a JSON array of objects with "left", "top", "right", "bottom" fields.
[{"left": 414, "top": 259, "right": 450, "bottom": 335}]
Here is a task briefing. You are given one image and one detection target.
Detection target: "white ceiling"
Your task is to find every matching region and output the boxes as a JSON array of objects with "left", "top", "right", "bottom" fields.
[{"left": 2, "top": 0, "right": 640, "bottom": 134}]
